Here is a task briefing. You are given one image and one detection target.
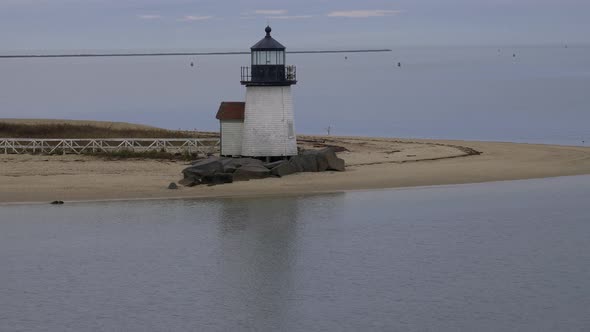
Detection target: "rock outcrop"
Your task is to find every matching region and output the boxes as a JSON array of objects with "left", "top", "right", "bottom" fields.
[
  {"left": 304, "top": 147, "right": 346, "bottom": 172},
  {"left": 269, "top": 160, "right": 299, "bottom": 177},
  {"left": 179, "top": 147, "right": 345, "bottom": 187}
]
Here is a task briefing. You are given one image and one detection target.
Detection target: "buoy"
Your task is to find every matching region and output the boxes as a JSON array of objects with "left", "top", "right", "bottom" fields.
[
  {"left": 397, "top": 62, "right": 401, "bottom": 67},
  {"left": 190, "top": 62, "right": 194, "bottom": 67},
  {"left": 344, "top": 56, "right": 348, "bottom": 60}
]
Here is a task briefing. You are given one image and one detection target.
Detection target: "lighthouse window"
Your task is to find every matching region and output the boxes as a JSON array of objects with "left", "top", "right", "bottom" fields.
[
  {"left": 270, "top": 51, "right": 275, "bottom": 64},
  {"left": 252, "top": 50, "right": 285, "bottom": 65}
]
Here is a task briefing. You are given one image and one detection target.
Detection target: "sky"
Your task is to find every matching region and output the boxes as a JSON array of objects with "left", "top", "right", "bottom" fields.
[{"left": 0, "top": 0, "right": 589, "bottom": 52}]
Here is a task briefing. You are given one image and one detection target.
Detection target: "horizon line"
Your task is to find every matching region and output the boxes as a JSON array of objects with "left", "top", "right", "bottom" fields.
[{"left": 0, "top": 49, "right": 392, "bottom": 59}]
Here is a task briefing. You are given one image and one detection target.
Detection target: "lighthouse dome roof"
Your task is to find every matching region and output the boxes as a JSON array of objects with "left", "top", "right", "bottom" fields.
[{"left": 251, "top": 26, "right": 286, "bottom": 50}]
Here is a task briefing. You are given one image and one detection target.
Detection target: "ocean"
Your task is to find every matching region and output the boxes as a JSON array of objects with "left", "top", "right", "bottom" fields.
[
  {"left": 1, "top": 176, "right": 589, "bottom": 331},
  {"left": 1, "top": 45, "right": 589, "bottom": 145}
]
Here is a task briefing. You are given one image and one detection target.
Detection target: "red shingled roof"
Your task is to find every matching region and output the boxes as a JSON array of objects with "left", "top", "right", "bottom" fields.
[{"left": 216, "top": 102, "right": 245, "bottom": 121}]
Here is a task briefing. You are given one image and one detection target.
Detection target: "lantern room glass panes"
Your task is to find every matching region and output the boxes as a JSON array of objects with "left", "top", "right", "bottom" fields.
[{"left": 252, "top": 50, "right": 285, "bottom": 65}]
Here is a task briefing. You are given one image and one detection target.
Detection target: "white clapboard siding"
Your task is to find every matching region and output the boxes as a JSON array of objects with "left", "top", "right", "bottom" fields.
[
  {"left": 241, "top": 86, "right": 297, "bottom": 157},
  {"left": 220, "top": 120, "right": 244, "bottom": 156}
]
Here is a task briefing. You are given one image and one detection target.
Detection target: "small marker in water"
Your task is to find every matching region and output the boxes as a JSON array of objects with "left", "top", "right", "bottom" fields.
[
  {"left": 397, "top": 62, "right": 401, "bottom": 67},
  {"left": 190, "top": 62, "right": 194, "bottom": 67}
]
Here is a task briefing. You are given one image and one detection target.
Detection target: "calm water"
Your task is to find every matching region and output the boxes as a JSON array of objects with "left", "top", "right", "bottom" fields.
[
  {"left": 1, "top": 176, "right": 589, "bottom": 331},
  {"left": 1, "top": 45, "right": 589, "bottom": 145}
]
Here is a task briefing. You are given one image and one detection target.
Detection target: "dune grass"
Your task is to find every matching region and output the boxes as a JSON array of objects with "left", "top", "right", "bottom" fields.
[{"left": 0, "top": 122, "right": 217, "bottom": 139}]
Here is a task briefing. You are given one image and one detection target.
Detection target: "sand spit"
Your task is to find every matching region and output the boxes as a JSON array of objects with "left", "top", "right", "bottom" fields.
[{"left": 1, "top": 136, "right": 590, "bottom": 204}]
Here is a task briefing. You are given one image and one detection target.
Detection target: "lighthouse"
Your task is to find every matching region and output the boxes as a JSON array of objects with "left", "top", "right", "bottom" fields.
[{"left": 240, "top": 26, "right": 298, "bottom": 158}]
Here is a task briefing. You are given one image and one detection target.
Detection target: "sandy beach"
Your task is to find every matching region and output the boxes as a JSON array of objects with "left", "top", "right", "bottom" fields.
[{"left": 1, "top": 135, "right": 590, "bottom": 204}]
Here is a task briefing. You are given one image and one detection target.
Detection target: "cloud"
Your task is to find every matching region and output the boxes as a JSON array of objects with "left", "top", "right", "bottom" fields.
[
  {"left": 241, "top": 9, "right": 311, "bottom": 20},
  {"left": 327, "top": 10, "right": 402, "bottom": 18},
  {"left": 179, "top": 15, "right": 213, "bottom": 21},
  {"left": 137, "top": 14, "right": 161, "bottom": 20},
  {"left": 254, "top": 9, "right": 288, "bottom": 15},
  {"left": 267, "top": 15, "right": 313, "bottom": 20}
]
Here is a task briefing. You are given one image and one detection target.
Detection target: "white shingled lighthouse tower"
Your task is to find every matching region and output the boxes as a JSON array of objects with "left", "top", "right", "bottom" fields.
[{"left": 240, "top": 26, "right": 298, "bottom": 158}]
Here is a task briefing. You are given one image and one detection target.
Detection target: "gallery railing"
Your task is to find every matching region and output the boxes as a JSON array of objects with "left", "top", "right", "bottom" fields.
[{"left": 240, "top": 65, "right": 296, "bottom": 85}]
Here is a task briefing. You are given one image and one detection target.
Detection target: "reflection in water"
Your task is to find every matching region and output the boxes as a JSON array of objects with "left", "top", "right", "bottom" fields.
[{"left": 217, "top": 196, "right": 301, "bottom": 329}]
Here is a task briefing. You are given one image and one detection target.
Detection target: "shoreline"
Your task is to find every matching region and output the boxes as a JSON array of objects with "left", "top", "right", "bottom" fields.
[
  {"left": 1, "top": 136, "right": 590, "bottom": 204},
  {"left": 2, "top": 174, "right": 589, "bottom": 206}
]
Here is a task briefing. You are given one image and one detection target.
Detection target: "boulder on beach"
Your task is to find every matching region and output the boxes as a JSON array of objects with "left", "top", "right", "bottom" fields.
[
  {"left": 221, "top": 158, "right": 265, "bottom": 173},
  {"left": 289, "top": 154, "right": 319, "bottom": 172},
  {"left": 178, "top": 177, "right": 199, "bottom": 187},
  {"left": 270, "top": 161, "right": 299, "bottom": 177},
  {"left": 305, "top": 147, "right": 345, "bottom": 171},
  {"left": 233, "top": 164, "right": 271, "bottom": 181},
  {"left": 179, "top": 147, "right": 345, "bottom": 186},
  {"left": 289, "top": 147, "right": 345, "bottom": 173},
  {"left": 201, "top": 173, "right": 234, "bottom": 186},
  {"left": 183, "top": 159, "right": 223, "bottom": 178},
  {"left": 263, "top": 160, "right": 287, "bottom": 169}
]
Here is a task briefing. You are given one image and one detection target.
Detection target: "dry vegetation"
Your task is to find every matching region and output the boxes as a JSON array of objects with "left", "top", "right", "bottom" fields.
[
  {"left": 0, "top": 118, "right": 161, "bottom": 130},
  {"left": 0, "top": 119, "right": 218, "bottom": 139}
]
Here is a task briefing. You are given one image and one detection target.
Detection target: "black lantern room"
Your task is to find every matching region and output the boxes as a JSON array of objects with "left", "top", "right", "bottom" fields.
[{"left": 241, "top": 26, "right": 297, "bottom": 86}]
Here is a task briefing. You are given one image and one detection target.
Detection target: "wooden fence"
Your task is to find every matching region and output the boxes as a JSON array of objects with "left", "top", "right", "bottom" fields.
[{"left": 0, "top": 138, "right": 220, "bottom": 155}]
